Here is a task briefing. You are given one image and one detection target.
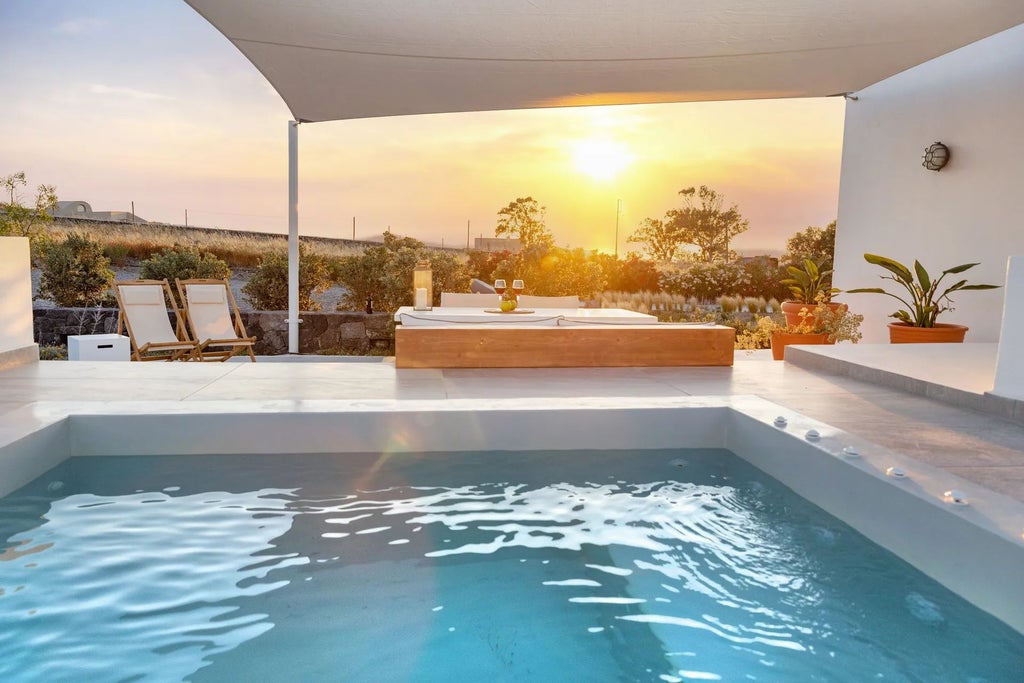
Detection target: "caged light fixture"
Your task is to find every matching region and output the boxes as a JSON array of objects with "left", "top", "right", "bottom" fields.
[{"left": 922, "top": 142, "right": 950, "bottom": 171}]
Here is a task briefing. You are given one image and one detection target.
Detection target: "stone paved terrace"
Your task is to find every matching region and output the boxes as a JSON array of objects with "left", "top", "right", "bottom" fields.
[{"left": 1, "top": 347, "right": 1023, "bottom": 504}]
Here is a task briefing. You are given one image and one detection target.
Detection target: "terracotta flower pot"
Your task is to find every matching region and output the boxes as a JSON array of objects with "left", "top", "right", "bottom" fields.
[
  {"left": 770, "top": 331, "right": 830, "bottom": 361},
  {"left": 887, "top": 322, "right": 968, "bottom": 344},
  {"left": 781, "top": 300, "right": 846, "bottom": 329}
]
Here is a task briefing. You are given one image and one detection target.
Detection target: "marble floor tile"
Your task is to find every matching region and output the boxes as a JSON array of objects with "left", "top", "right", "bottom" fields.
[
  {"left": 183, "top": 378, "right": 447, "bottom": 401},
  {"left": 2, "top": 354, "right": 1023, "bottom": 502},
  {"left": 942, "top": 466, "right": 1024, "bottom": 500}
]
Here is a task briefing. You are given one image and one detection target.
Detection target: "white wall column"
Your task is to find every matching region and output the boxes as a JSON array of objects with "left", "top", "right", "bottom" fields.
[
  {"left": 992, "top": 256, "right": 1024, "bottom": 400},
  {"left": 832, "top": 24, "right": 1024, "bottom": 343},
  {"left": 287, "top": 120, "right": 300, "bottom": 354},
  {"left": 0, "top": 236, "right": 38, "bottom": 368}
]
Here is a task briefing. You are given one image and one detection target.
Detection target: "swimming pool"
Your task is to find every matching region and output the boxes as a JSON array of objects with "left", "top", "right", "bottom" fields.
[
  {"left": 2, "top": 447, "right": 1022, "bottom": 681},
  {"left": 1, "top": 396, "right": 1022, "bottom": 676}
]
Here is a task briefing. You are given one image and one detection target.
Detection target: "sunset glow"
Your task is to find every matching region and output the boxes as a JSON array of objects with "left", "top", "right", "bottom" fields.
[
  {"left": 0, "top": 1, "right": 846, "bottom": 255},
  {"left": 570, "top": 137, "right": 634, "bottom": 182}
]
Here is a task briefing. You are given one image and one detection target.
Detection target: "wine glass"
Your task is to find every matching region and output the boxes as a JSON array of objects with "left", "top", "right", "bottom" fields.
[
  {"left": 493, "top": 279, "right": 507, "bottom": 306},
  {"left": 512, "top": 279, "right": 524, "bottom": 301}
]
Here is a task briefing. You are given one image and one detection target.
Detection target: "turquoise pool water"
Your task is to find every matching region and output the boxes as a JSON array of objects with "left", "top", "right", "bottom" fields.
[{"left": 0, "top": 449, "right": 1021, "bottom": 682}]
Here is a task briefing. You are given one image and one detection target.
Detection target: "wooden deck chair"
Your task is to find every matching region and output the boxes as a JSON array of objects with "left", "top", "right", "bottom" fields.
[
  {"left": 516, "top": 295, "right": 581, "bottom": 309},
  {"left": 176, "top": 279, "right": 257, "bottom": 362},
  {"left": 113, "top": 280, "right": 200, "bottom": 361}
]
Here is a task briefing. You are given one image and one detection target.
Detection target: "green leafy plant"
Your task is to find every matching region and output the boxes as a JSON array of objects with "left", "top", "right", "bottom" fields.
[
  {"left": 846, "top": 254, "right": 999, "bottom": 327},
  {"left": 735, "top": 314, "right": 784, "bottom": 350},
  {"left": 242, "top": 243, "right": 331, "bottom": 311},
  {"left": 736, "top": 294, "right": 862, "bottom": 349},
  {"left": 140, "top": 244, "right": 231, "bottom": 304},
  {"left": 333, "top": 231, "right": 469, "bottom": 312},
  {"left": 38, "top": 344, "right": 68, "bottom": 361},
  {"left": 1, "top": 172, "right": 57, "bottom": 256},
  {"left": 779, "top": 258, "right": 838, "bottom": 304},
  {"left": 37, "top": 233, "right": 115, "bottom": 307}
]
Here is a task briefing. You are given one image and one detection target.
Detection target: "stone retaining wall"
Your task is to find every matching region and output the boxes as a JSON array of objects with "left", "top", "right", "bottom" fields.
[{"left": 33, "top": 308, "right": 394, "bottom": 356}]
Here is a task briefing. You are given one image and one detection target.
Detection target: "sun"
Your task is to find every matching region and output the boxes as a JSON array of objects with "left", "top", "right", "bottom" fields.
[{"left": 570, "top": 137, "right": 634, "bottom": 181}]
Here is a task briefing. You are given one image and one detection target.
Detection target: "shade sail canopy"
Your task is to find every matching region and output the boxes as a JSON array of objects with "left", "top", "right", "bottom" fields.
[{"left": 185, "top": 1, "right": 1024, "bottom": 122}]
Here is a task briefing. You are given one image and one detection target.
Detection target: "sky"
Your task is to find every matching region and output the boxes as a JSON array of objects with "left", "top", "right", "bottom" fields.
[{"left": 0, "top": 0, "right": 846, "bottom": 255}]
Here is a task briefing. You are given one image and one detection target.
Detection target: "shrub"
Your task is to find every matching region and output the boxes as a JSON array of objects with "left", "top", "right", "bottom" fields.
[
  {"left": 490, "top": 244, "right": 605, "bottom": 298},
  {"left": 242, "top": 243, "right": 331, "bottom": 311},
  {"left": 38, "top": 233, "right": 115, "bottom": 307},
  {"left": 738, "top": 259, "right": 791, "bottom": 301},
  {"left": 103, "top": 243, "right": 132, "bottom": 267},
  {"left": 718, "top": 295, "right": 739, "bottom": 314},
  {"left": 335, "top": 239, "right": 469, "bottom": 313},
  {"left": 605, "top": 255, "right": 661, "bottom": 293},
  {"left": 140, "top": 244, "right": 231, "bottom": 300},
  {"left": 659, "top": 261, "right": 748, "bottom": 302},
  {"left": 598, "top": 291, "right": 716, "bottom": 323},
  {"left": 744, "top": 296, "right": 766, "bottom": 314},
  {"left": 465, "top": 249, "right": 513, "bottom": 285},
  {"left": 38, "top": 344, "right": 68, "bottom": 361},
  {"left": 735, "top": 315, "right": 784, "bottom": 350}
]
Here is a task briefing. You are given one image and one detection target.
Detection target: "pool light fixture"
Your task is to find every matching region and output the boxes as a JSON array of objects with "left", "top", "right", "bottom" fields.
[{"left": 943, "top": 490, "right": 969, "bottom": 506}]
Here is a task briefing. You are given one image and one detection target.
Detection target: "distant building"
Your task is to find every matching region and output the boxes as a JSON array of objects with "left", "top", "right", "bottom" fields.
[
  {"left": 51, "top": 200, "right": 147, "bottom": 223},
  {"left": 737, "top": 254, "right": 779, "bottom": 268},
  {"left": 473, "top": 237, "right": 522, "bottom": 253}
]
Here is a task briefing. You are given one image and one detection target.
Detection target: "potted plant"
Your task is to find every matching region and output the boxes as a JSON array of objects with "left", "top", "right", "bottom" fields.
[
  {"left": 737, "top": 294, "right": 863, "bottom": 360},
  {"left": 779, "top": 258, "right": 841, "bottom": 328},
  {"left": 846, "top": 254, "right": 1000, "bottom": 343}
]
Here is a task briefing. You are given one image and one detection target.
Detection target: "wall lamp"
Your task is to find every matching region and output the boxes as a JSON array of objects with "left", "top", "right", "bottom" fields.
[{"left": 922, "top": 142, "right": 950, "bottom": 171}]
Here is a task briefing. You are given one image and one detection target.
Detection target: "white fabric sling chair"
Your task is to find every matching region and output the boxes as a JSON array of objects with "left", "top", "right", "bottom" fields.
[
  {"left": 175, "top": 279, "right": 257, "bottom": 362},
  {"left": 113, "top": 280, "right": 200, "bottom": 361}
]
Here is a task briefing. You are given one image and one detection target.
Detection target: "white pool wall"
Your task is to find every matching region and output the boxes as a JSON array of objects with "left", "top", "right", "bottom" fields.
[{"left": 1, "top": 396, "right": 1022, "bottom": 633}]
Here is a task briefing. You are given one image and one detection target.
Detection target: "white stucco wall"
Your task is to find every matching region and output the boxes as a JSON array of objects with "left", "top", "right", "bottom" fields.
[
  {"left": 833, "top": 23, "right": 1024, "bottom": 343},
  {"left": 992, "top": 256, "right": 1024, "bottom": 400},
  {"left": 0, "top": 236, "right": 35, "bottom": 354}
]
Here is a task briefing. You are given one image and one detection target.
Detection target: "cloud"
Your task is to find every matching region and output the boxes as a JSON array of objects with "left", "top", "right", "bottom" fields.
[
  {"left": 88, "top": 84, "right": 174, "bottom": 101},
  {"left": 54, "top": 18, "right": 106, "bottom": 35}
]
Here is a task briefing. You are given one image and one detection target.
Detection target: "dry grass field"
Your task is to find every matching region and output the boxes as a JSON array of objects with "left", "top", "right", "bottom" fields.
[{"left": 45, "top": 218, "right": 369, "bottom": 267}]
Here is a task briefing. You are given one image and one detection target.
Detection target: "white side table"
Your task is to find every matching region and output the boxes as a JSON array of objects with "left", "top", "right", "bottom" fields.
[{"left": 68, "top": 334, "right": 130, "bottom": 361}]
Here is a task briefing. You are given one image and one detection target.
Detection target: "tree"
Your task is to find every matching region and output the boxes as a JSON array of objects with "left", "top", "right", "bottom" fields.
[
  {"left": 781, "top": 220, "right": 837, "bottom": 268},
  {"left": 627, "top": 217, "right": 682, "bottom": 262},
  {"left": 0, "top": 172, "right": 57, "bottom": 255},
  {"left": 629, "top": 185, "right": 749, "bottom": 263},
  {"left": 495, "top": 197, "right": 553, "bottom": 248},
  {"left": 665, "top": 186, "right": 749, "bottom": 262}
]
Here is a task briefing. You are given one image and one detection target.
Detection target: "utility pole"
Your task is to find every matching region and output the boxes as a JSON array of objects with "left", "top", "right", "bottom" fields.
[
  {"left": 466, "top": 220, "right": 470, "bottom": 249},
  {"left": 352, "top": 216, "right": 355, "bottom": 240},
  {"left": 614, "top": 198, "right": 622, "bottom": 259},
  {"left": 131, "top": 201, "right": 136, "bottom": 225},
  {"left": 185, "top": 209, "right": 188, "bottom": 228}
]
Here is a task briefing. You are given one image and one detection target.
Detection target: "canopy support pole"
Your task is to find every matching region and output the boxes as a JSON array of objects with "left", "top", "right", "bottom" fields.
[{"left": 287, "top": 120, "right": 300, "bottom": 354}]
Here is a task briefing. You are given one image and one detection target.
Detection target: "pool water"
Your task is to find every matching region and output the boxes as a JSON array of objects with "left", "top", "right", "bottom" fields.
[{"left": 0, "top": 449, "right": 1021, "bottom": 682}]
